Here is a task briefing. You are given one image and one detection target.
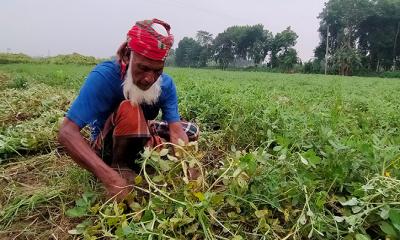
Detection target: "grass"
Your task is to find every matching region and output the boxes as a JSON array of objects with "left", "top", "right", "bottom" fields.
[{"left": 0, "top": 63, "right": 399, "bottom": 239}]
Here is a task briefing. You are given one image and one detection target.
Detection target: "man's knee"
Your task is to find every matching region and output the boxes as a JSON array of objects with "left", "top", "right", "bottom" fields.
[
  {"left": 114, "top": 100, "right": 141, "bottom": 125},
  {"left": 150, "top": 121, "right": 199, "bottom": 142},
  {"left": 113, "top": 100, "right": 149, "bottom": 137},
  {"left": 183, "top": 121, "right": 199, "bottom": 141}
]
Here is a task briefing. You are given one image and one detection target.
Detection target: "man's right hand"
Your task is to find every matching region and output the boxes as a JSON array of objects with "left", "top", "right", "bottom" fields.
[
  {"left": 104, "top": 173, "right": 133, "bottom": 201},
  {"left": 59, "top": 118, "right": 134, "bottom": 202}
]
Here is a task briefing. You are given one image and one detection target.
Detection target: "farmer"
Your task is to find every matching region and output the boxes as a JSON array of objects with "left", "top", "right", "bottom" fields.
[{"left": 58, "top": 19, "right": 198, "bottom": 200}]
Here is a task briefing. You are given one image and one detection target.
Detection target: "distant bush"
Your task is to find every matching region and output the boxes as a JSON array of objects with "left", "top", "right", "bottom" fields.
[
  {"left": 8, "top": 74, "right": 29, "bottom": 89},
  {"left": 303, "top": 59, "right": 324, "bottom": 74},
  {"left": 0, "top": 53, "right": 33, "bottom": 64},
  {"left": 44, "top": 53, "right": 100, "bottom": 65},
  {"left": 0, "top": 52, "right": 101, "bottom": 65},
  {"left": 381, "top": 70, "right": 400, "bottom": 79}
]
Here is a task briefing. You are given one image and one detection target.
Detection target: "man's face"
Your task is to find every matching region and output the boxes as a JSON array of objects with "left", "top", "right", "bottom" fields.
[{"left": 130, "top": 52, "right": 164, "bottom": 90}]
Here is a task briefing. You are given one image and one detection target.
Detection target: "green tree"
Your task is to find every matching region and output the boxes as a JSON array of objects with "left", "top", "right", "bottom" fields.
[
  {"left": 196, "top": 30, "right": 213, "bottom": 47},
  {"left": 358, "top": 0, "right": 400, "bottom": 70},
  {"left": 196, "top": 31, "right": 214, "bottom": 67},
  {"left": 270, "top": 27, "right": 298, "bottom": 68},
  {"left": 213, "top": 30, "right": 235, "bottom": 68},
  {"left": 175, "top": 37, "right": 202, "bottom": 67},
  {"left": 277, "top": 48, "right": 300, "bottom": 71},
  {"left": 331, "top": 45, "right": 362, "bottom": 75},
  {"left": 248, "top": 29, "right": 273, "bottom": 65},
  {"left": 315, "top": 0, "right": 373, "bottom": 58},
  {"left": 315, "top": 0, "right": 400, "bottom": 73},
  {"left": 213, "top": 24, "right": 280, "bottom": 68}
]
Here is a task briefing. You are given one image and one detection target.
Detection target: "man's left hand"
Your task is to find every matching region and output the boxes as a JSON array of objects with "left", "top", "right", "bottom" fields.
[
  {"left": 168, "top": 121, "right": 200, "bottom": 180},
  {"left": 168, "top": 121, "right": 189, "bottom": 146}
]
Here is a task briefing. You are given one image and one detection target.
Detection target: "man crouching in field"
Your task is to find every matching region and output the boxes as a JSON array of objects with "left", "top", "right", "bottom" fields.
[{"left": 58, "top": 19, "right": 198, "bottom": 200}]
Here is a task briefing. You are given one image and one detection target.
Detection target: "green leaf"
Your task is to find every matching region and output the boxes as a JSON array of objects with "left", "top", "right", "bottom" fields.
[
  {"left": 185, "top": 223, "right": 199, "bottom": 235},
  {"left": 122, "top": 220, "right": 134, "bottom": 235},
  {"left": 141, "top": 210, "right": 153, "bottom": 222},
  {"left": 380, "top": 205, "right": 390, "bottom": 220},
  {"left": 344, "top": 215, "right": 358, "bottom": 226},
  {"left": 249, "top": 202, "right": 257, "bottom": 210},
  {"left": 389, "top": 209, "right": 400, "bottom": 231},
  {"left": 159, "top": 159, "right": 171, "bottom": 172},
  {"left": 328, "top": 139, "right": 348, "bottom": 150},
  {"left": 66, "top": 207, "right": 87, "bottom": 217},
  {"left": 226, "top": 197, "right": 236, "bottom": 207},
  {"left": 142, "top": 147, "right": 151, "bottom": 158},
  {"left": 341, "top": 197, "right": 359, "bottom": 206},
  {"left": 307, "top": 209, "right": 315, "bottom": 217},
  {"left": 299, "top": 150, "right": 321, "bottom": 168},
  {"left": 231, "top": 235, "right": 244, "bottom": 240},
  {"left": 113, "top": 201, "right": 120, "bottom": 216},
  {"left": 379, "top": 221, "right": 398, "bottom": 237},
  {"left": 232, "top": 168, "right": 242, "bottom": 178},
  {"left": 107, "top": 216, "right": 119, "bottom": 227},
  {"left": 245, "top": 158, "right": 257, "bottom": 175},
  {"left": 134, "top": 175, "right": 143, "bottom": 185},
  {"left": 159, "top": 148, "right": 169, "bottom": 156},
  {"left": 237, "top": 174, "right": 248, "bottom": 189},
  {"left": 75, "top": 198, "right": 87, "bottom": 207},
  {"left": 230, "top": 145, "right": 236, "bottom": 152},
  {"left": 68, "top": 229, "right": 83, "bottom": 235},
  {"left": 228, "top": 212, "right": 238, "bottom": 218},
  {"left": 255, "top": 209, "right": 269, "bottom": 218},
  {"left": 299, "top": 214, "right": 307, "bottom": 225},
  {"left": 114, "top": 226, "right": 124, "bottom": 238},
  {"left": 211, "top": 194, "right": 224, "bottom": 205},
  {"left": 273, "top": 145, "right": 282, "bottom": 152},
  {"left": 355, "top": 234, "right": 371, "bottom": 240},
  {"left": 259, "top": 218, "right": 270, "bottom": 232},
  {"left": 68, "top": 220, "right": 93, "bottom": 235},
  {"left": 82, "top": 192, "right": 96, "bottom": 202},
  {"left": 152, "top": 175, "right": 164, "bottom": 182},
  {"left": 298, "top": 152, "right": 308, "bottom": 165},
  {"left": 129, "top": 201, "right": 142, "bottom": 211},
  {"left": 167, "top": 154, "right": 178, "bottom": 161},
  {"left": 352, "top": 206, "right": 363, "bottom": 214},
  {"left": 334, "top": 216, "right": 344, "bottom": 222},
  {"left": 239, "top": 154, "right": 257, "bottom": 176},
  {"left": 194, "top": 192, "right": 205, "bottom": 201}
]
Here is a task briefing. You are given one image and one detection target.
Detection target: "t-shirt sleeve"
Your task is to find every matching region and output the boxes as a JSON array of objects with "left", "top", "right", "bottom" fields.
[
  {"left": 66, "top": 71, "right": 114, "bottom": 129},
  {"left": 160, "top": 78, "right": 181, "bottom": 123}
]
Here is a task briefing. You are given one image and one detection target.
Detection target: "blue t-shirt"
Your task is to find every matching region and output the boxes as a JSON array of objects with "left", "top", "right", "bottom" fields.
[{"left": 66, "top": 60, "right": 180, "bottom": 140}]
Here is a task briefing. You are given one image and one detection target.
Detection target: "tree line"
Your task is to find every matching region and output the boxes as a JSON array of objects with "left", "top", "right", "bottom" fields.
[
  {"left": 168, "top": 0, "right": 400, "bottom": 77},
  {"left": 311, "top": 0, "right": 400, "bottom": 75},
  {"left": 168, "top": 25, "right": 299, "bottom": 71}
]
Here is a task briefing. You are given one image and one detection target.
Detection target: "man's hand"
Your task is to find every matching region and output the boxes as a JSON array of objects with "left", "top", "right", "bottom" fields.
[
  {"left": 168, "top": 121, "right": 188, "bottom": 146},
  {"left": 58, "top": 118, "right": 133, "bottom": 202},
  {"left": 168, "top": 121, "right": 201, "bottom": 180},
  {"left": 104, "top": 172, "right": 132, "bottom": 201}
]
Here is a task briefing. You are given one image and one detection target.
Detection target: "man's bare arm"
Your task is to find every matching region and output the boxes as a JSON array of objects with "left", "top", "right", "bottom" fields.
[{"left": 58, "top": 117, "right": 130, "bottom": 199}]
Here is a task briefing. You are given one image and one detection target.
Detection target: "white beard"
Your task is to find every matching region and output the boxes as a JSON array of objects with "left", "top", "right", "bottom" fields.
[{"left": 122, "top": 65, "right": 162, "bottom": 106}]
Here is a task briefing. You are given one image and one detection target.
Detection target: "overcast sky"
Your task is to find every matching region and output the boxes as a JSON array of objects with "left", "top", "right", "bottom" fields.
[{"left": 0, "top": 0, "right": 327, "bottom": 61}]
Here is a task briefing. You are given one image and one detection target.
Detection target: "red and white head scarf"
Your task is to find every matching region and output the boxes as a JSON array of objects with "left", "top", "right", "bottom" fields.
[
  {"left": 127, "top": 19, "right": 174, "bottom": 61},
  {"left": 119, "top": 19, "right": 174, "bottom": 78}
]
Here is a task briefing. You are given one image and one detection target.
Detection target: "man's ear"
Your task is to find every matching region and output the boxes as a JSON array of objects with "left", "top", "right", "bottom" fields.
[{"left": 117, "top": 41, "right": 131, "bottom": 65}]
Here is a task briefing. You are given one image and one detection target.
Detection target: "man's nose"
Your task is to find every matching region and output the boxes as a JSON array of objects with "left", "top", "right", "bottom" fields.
[{"left": 144, "top": 72, "right": 156, "bottom": 84}]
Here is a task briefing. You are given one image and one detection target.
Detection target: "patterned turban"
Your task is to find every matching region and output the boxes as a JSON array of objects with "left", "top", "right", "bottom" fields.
[{"left": 127, "top": 19, "right": 174, "bottom": 61}]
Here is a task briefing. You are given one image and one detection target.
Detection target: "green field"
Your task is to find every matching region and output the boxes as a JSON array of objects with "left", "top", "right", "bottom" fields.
[{"left": 0, "top": 63, "right": 400, "bottom": 239}]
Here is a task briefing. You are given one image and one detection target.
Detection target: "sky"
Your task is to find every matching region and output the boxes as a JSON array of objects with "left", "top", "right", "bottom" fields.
[{"left": 0, "top": 0, "right": 327, "bottom": 61}]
